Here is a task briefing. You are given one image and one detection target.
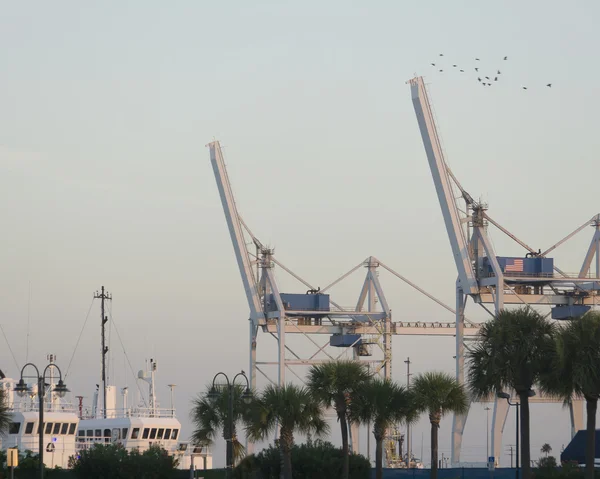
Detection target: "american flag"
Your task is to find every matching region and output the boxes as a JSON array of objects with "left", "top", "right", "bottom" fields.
[{"left": 505, "top": 258, "right": 524, "bottom": 272}]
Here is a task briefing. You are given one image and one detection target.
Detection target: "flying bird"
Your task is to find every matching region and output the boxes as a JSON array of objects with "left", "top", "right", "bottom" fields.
[
  {"left": 504, "top": 56, "right": 508, "bottom": 60},
  {"left": 487, "top": 83, "right": 492, "bottom": 86},
  {"left": 494, "top": 77, "right": 498, "bottom": 81},
  {"left": 439, "top": 69, "right": 443, "bottom": 72},
  {"left": 439, "top": 53, "right": 444, "bottom": 56},
  {"left": 547, "top": 83, "right": 552, "bottom": 87},
  {"left": 497, "top": 70, "right": 501, "bottom": 74},
  {"left": 522, "top": 86, "right": 528, "bottom": 90},
  {"left": 485, "top": 76, "right": 490, "bottom": 80},
  {"left": 460, "top": 69, "right": 464, "bottom": 72},
  {"left": 477, "top": 77, "right": 482, "bottom": 82},
  {"left": 475, "top": 68, "right": 479, "bottom": 72},
  {"left": 453, "top": 64, "right": 457, "bottom": 67},
  {"left": 431, "top": 63, "right": 436, "bottom": 66}
]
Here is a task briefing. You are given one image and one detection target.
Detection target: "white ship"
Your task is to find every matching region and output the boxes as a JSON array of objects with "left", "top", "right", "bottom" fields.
[
  {"left": 0, "top": 355, "right": 80, "bottom": 469},
  {"left": 75, "top": 358, "right": 212, "bottom": 470},
  {"left": 74, "top": 287, "right": 211, "bottom": 471}
]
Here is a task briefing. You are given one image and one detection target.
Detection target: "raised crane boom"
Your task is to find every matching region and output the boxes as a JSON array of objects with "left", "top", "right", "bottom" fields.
[
  {"left": 409, "top": 77, "right": 479, "bottom": 295},
  {"left": 208, "top": 141, "right": 264, "bottom": 325}
]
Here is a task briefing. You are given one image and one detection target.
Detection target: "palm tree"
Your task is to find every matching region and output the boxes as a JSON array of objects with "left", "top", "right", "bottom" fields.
[
  {"left": 540, "top": 312, "right": 600, "bottom": 479},
  {"left": 412, "top": 372, "right": 469, "bottom": 479},
  {"left": 246, "top": 384, "right": 329, "bottom": 479},
  {"left": 348, "top": 377, "right": 415, "bottom": 479},
  {"left": 0, "top": 389, "right": 11, "bottom": 435},
  {"left": 541, "top": 443, "right": 552, "bottom": 457},
  {"left": 307, "top": 360, "right": 371, "bottom": 479},
  {"left": 190, "top": 384, "right": 253, "bottom": 465},
  {"left": 467, "top": 307, "right": 556, "bottom": 479}
]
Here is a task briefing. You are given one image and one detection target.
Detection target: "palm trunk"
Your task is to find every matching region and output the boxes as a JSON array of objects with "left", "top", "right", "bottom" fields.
[
  {"left": 279, "top": 427, "right": 294, "bottom": 479},
  {"left": 519, "top": 394, "right": 531, "bottom": 479},
  {"left": 585, "top": 397, "right": 597, "bottom": 479},
  {"left": 338, "top": 409, "right": 350, "bottom": 479},
  {"left": 231, "top": 425, "right": 239, "bottom": 466},
  {"left": 374, "top": 431, "right": 384, "bottom": 479},
  {"left": 430, "top": 413, "right": 440, "bottom": 479}
]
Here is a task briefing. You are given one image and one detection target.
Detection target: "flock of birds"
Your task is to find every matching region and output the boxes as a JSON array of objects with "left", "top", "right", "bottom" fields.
[{"left": 430, "top": 54, "right": 552, "bottom": 90}]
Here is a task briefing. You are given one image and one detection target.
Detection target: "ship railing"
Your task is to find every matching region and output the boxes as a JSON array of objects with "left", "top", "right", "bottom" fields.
[
  {"left": 81, "top": 407, "right": 177, "bottom": 419},
  {"left": 9, "top": 402, "right": 78, "bottom": 414}
]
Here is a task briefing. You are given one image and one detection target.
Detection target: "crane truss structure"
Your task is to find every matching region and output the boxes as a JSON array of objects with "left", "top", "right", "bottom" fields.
[
  {"left": 408, "top": 75, "right": 600, "bottom": 466},
  {"left": 208, "top": 140, "right": 486, "bottom": 459}
]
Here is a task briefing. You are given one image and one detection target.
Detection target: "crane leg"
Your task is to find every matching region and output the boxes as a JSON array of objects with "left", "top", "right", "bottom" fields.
[
  {"left": 491, "top": 397, "right": 510, "bottom": 465},
  {"left": 451, "top": 287, "right": 468, "bottom": 466},
  {"left": 277, "top": 315, "right": 285, "bottom": 386},
  {"left": 570, "top": 397, "right": 584, "bottom": 438},
  {"left": 247, "top": 321, "right": 258, "bottom": 454}
]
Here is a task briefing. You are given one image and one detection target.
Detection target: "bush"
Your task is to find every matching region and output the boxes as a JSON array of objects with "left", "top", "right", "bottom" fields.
[
  {"left": 72, "top": 444, "right": 178, "bottom": 479},
  {"left": 233, "top": 439, "right": 370, "bottom": 479},
  {"left": 533, "top": 460, "right": 586, "bottom": 479},
  {"left": 538, "top": 456, "right": 558, "bottom": 469}
]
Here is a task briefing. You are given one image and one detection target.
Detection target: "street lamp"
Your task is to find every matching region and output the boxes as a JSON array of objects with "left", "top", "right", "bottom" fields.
[
  {"left": 497, "top": 390, "right": 535, "bottom": 479},
  {"left": 14, "top": 362, "right": 69, "bottom": 479},
  {"left": 208, "top": 371, "right": 252, "bottom": 479},
  {"left": 484, "top": 406, "right": 491, "bottom": 462}
]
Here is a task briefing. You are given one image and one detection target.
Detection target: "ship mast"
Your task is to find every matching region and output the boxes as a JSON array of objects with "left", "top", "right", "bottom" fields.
[{"left": 94, "top": 286, "right": 111, "bottom": 419}]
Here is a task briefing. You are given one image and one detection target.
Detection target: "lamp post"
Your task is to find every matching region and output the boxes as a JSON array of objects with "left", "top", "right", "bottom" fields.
[
  {"left": 14, "top": 362, "right": 69, "bottom": 479},
  {"left": 498, "top": 390, "right": 535, "bottom": 479},
  {"left": 484, "top": 406, "right": 491, "bottom": 461},
  {"left": 208, "top": 371, "right": 252, "bottom": 479}
]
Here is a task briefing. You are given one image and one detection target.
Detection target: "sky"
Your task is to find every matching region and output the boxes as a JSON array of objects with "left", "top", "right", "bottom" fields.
[{"left": 1, "top": 0, "right": 599, "bottom": 468}]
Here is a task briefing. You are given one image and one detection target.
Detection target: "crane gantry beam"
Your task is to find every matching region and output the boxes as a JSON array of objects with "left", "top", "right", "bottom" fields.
[{"left": 408, "top": 76, "right": 597, "bottom": 466}]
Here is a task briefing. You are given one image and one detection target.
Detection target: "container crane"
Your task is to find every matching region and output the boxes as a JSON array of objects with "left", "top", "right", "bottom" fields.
[
  {"left": 207, "top": 140, "right": 487, "bottom": 460},
  {"left": 208, "top": 140, "right": 397, "bottom": 380},
  {"left": 408, "top": 76, "right": 600, "bottom": 465}
]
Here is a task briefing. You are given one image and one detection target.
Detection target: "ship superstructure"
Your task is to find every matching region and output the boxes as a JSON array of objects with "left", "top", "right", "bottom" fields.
[
  {"left": 75, "top": 287, "right": 211, "bottom": 471},
  {"left": 0, "top": 356, "right": 79, "bottom": 469}
]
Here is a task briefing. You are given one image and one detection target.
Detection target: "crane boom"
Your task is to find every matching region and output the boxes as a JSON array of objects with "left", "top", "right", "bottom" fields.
[
  {"left": 208, "top": 141, "right": 264, "bottom": 324},
  {"left": 409, "top": 77, "right": 478, "bottom": 295}
]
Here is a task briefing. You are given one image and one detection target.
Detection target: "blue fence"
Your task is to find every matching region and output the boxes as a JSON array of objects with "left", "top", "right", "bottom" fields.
[{"left": 375, "top": 468, "right": 518, "bottom": 479}]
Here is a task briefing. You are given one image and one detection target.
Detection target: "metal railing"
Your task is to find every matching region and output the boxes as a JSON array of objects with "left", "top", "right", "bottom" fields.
[
  {"left": 8, "top": 402, "right": 78, "bottom": 414},
  {"left": 485, "top": 271, "right": 600, "bottom": 279},
  {"left": 80, "top": 407, "right": 176, "bottom": 420}
]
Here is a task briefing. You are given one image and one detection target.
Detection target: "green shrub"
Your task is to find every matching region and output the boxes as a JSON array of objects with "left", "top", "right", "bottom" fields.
[
  {"left": 538, "top": 456, "right": 558, "bottom": 469},
  {"left": 533, "top": 460, "right": 585, "bottom": 479},
  {"left": 72, "top": 444, "right": 178, "bottom": 479},
  {"left": 234, "top": 439, "right": 370, "bottom": 479}
]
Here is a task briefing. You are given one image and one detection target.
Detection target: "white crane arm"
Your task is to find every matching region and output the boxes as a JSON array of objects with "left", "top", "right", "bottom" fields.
[
  {"left": 208, "top": 141, "right": 264, "bottom": 323},
  {"left": 409, "top": 77, "right": 478, "bottom": 294}
]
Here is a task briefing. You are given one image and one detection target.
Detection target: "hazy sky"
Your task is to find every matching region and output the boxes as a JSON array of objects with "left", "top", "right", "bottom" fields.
[{"left": 1, "top": 0, "right": 599, "bottom": 468}]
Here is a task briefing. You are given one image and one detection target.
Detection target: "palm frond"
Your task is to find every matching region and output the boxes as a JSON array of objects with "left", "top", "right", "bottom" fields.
[
  {"left": 190, "top": 383, "right": 255, "bottom": 446},
  {"left": 349, "top": 377, "right": 414, "bottom": 433},
  {"left": 245, "top": 383, "right": 330, "bottom": 443},
  {"left": 412, "top": 371, "right": 469, "bottom": 417},
  {"left": 307, "top": 360, "right": 371, "bottom": 412},
  {"left": 0, "top": 390, "right": 10, "bottom": 437},
  {"left": 541, "top": 312, "right": 600, "bottom": 402},
  {"left": 467, "top": 307, "right": 556, "bottom": 398}
]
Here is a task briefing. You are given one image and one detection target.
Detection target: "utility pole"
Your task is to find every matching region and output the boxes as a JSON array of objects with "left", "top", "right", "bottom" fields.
[
  {"left": 94, "top": 286, "right": 111, "bottom": 419},
  {"left": 75, "top": 396, "right": 84, "bottom": 419},
  {"left": 404, "top": 357, "right": 412, "bottom": 465},
  {"left": 508, "top": 445, "right": 514, "bottom": 468}
]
